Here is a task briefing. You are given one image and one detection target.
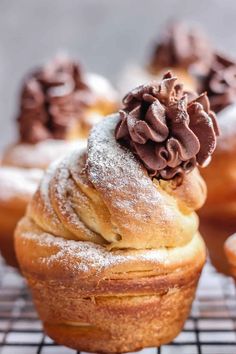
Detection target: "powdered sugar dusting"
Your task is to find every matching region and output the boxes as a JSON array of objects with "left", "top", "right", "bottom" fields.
[
  {"left": 87, "top": 115, "right": 172, "bottom": 232},
  {"left": 0, "top": 167, "right": 43, "bottom": 201},
  {"left": 85, "top": 72, "right": 118, "bottom": 103},
  {"left": 21, "top": 231, "right": 167, "bottom": 273},
  {"left": 52, "top": 158, "right": 89, "bottom": 231},
  {"left": 217, "top": 104, "right": 236, "bottom": 150},
  {"left": 3, "top": 139, "right": 87, "bottom": 169},
  {"left": 21, "top": 229, "right": 200, "bottom": 274}
]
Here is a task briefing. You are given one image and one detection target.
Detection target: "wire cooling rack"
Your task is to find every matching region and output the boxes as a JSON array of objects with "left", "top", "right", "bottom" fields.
[{"left": 0, "top": 258, "right": 236, "bottom": 354}]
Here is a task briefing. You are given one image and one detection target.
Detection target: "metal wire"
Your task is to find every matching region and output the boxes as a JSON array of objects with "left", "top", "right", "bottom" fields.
[{"left": 0, "top": 258, "right": 236, "bottom": 354}]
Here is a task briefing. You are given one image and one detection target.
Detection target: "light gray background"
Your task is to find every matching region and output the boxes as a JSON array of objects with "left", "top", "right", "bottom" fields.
[{"left": 1, "top": 0, "right": 236, "bottom": 148}]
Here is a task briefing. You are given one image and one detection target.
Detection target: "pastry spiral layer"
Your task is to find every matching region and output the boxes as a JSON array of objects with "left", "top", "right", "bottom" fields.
[
  {"left": 15, "top": 114, "right": 206, "bottom": 352},
  {"left": 27, "top": 115, "right": 206, "bottom": 249}
]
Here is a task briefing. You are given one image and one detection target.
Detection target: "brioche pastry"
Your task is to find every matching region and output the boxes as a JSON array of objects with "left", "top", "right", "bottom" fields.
[
  {"left": 199, "top": 56, "right": 236, "bottom": 274},
  {"left": 15, "top": 73, "right": 218, "bottom": 352},
  {"left": 0, "top": 54, "right": 117, "bottom": 266}
]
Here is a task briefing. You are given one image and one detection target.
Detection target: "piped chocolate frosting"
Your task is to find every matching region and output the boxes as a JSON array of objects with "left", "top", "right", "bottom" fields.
[
  {"left": 202, "top": 54, "right": 236, "bottom": 113},
  {"left": 149, "top": 22, "right": 213, "bottom": 76},
  {"left": 115, "top": 72, "right": 219, "bottom": 180},
  {"left": 18, "top": 56, "right": 94, "bottom": 143}
]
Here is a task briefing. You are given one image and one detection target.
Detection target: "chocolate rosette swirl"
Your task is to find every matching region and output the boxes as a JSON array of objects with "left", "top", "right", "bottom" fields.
[
  {"left": 202, "top": 54, "right": 236, "bottom": 113},
  {"left": 18, "top": 56, "right": 94, "bottom": 144},
  {"left": 115, "top": 72, "right": 219, "bottom": 180},
  {"left": 149, "top": 22, "right": 213, "bottom": 76}
]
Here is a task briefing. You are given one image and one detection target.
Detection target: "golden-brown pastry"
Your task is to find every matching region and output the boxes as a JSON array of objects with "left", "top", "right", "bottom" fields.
[
  {"left": 198, "top": 55, "right": 236, "bottom": 274},
  {"left": 224, "top": 234, "right": 236, "bottom": 279},
  {"left": 0, "top": 167, "right": 43, "bottom": 267},
  {"left": 0, "top": 55, "right": 117, "bottom": 267},
  {"left": 15, "top": 73, "right": 218, "bottom": 352},
  {"left": 0, "top": 140, "right": 85, "bottom": 267}
]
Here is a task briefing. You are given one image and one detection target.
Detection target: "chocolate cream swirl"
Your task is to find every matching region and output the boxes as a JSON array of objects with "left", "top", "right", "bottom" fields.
[
  {"left": 115, "top": 72, "right": 219, "bottom": 180},
  {"left": 202, "top": 54, "right": 236, "bottom": 113},
  {"left": 18, "top": 55, "right": 94, "bottom": 143},
  {"left": 149, "top": 22, "right": 213, "bottom": 76}
]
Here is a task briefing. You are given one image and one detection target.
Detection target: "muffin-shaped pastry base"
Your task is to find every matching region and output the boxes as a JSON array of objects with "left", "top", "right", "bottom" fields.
[
  {"left": 15, "top": 218, "right": 206, "bottom": 353},
  {"left": 199, "top": 105, "right": 236, "bottom": 275},
  {"left": 0, "top": 167, "right": 43, "bottom": 267},
  {"left": 224, "top": 234, "right": 236, "bottom": 279},
  {"left": 200, "top": 217, "right": 236, "bottom": 275}
]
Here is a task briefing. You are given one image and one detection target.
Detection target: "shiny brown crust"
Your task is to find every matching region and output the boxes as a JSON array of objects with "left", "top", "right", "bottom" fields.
[{"left": 15, "top": 114, "right": 207, "bottom": 352}]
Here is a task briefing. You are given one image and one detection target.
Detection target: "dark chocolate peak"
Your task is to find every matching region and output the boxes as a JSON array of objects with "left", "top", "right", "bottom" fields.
[
  {"left": 115, "top": 72, "right": 219, "bottom": 180},
  {"left": 149, "top": 22, "right": 213, "bottom": 76},
  {"left": 18, "top": 55, "right": 93, "bottom": 143},
  {"left": 202, "top": 53, "right": 236, "bottom": 113}
]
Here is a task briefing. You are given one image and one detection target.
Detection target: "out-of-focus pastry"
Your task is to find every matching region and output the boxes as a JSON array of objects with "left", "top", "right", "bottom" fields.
[
  {"left": 0, "top": 55, "right": 117, "bottom": 267},
  {"left": 15, "top": 73, "right": 218, "bottom": 352},
  {"left": 224, "top": 234, "right": 236, "bottom": 279},
  {"left": 198, "top": 54, "right": 236, "bottom": 274},
  {"left": 119, "top": 22, "right": 213, "bottom": 95}
]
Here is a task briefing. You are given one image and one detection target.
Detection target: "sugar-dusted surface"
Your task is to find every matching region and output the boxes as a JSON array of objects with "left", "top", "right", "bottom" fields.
[
  {"left": 85, "top": 72, "right": 118, "bottom": 103},
  {"left": 0, "top": 167, "right": 43, "bottom": 201},
  {"left": 86, "top": 114, "right": 199, "bottom": 249},
  {"left": 2, "top": 139, "right": 87, "bottom": 170},
  {"left": 87, "top": 114, "right": 170, "bottom": 221},
  {"left": 217, "top": 104, "right": 236, "bottom": 150},
  {"left": 19, "top": 227, "right": 203, "bottom": 275}
]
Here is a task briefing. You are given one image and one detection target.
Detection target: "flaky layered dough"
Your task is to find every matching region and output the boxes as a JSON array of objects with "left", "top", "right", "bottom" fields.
[
  {"left": 0, "top": 140, "right": 86, "bottom": 267},
  {"left": 16, "top": 218, "right": 205, "bottom": 352},
  {"left": 15, "top": 114, "right": 207, "bottom": 352},
  {"left": 27, "top": 115, "right": 206, "bottom": 250}
]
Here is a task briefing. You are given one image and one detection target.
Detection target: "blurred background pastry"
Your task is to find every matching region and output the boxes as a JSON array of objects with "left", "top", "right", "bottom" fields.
[
  {"left": 15, "top": 73, "right": 218, "bottom": 352},
  {"left": 224, "top": 234, "right": 236, "bottom": 279},
  {"left": 119, "top": 21, "right": 213, "bottom": 95},
  {"left": 0, "top": 54, "right": 117, "bottom": 267},
  {"left": 198, "top": 54, "right": 236, "bottom": 274}
]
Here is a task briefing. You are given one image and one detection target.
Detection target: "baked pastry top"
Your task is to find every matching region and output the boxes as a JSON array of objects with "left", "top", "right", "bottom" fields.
[{"left": 22, "top": 72, "right": 218, "bottom": 252}]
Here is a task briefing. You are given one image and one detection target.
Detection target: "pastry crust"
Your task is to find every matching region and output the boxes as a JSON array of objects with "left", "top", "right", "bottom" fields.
[
  {"left": 199, "top": 105, "right": 236, "bottom": 273},
  {"left": 0, "top": 69, "right": 117, "bottom": 267},
  {"left": 0, "top": 140, "right": 86, "bottom": 267},
  {"left": 15, "top": 114, "right": 207, "bottom": 352},
  {"left": 0, "top": 167, "right": 43, "bottom": 267},
  {"left": 224, "top": 234, "right": 236, "bottom": 278},
  {"left": 16, "top": 217, "right": 205, "bottom": 353}
]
